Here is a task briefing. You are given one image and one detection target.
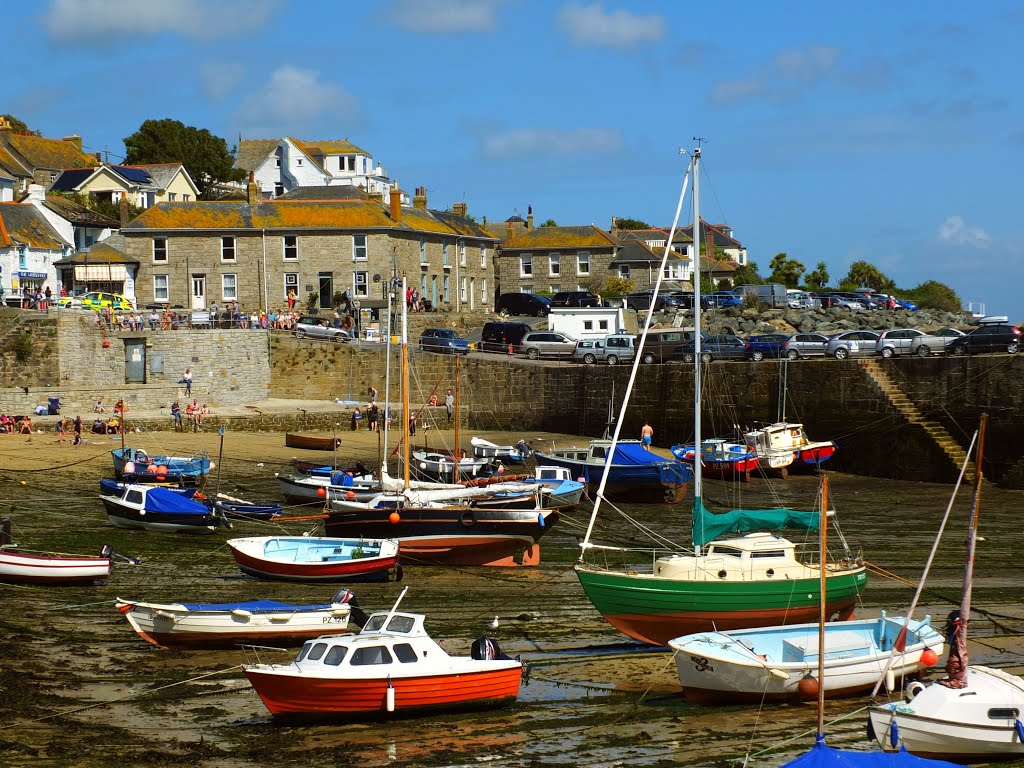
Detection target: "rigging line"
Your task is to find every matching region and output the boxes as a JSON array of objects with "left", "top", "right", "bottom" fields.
[
  {"left": 742, "top": 705, "right": 871, "bottom": 760},
  {"left": 0, "top": 448, "right": 109, "bottom": 473}
]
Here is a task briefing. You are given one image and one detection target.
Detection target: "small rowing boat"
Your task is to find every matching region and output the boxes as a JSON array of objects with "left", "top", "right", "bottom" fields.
[
  {"left": 0, "top": 545, "right": 113, "bottom": 585},
  {"left": 226, "top": 536, "right": 400, "bottom": 582},
  {"left": 285, "top": 433, "right": 342, "bottom": 451}
]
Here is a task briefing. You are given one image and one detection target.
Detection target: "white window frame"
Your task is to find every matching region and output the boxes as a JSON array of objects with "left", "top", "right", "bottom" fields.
[
  {"left": 619, "top": 264, "right": 631, "bottom": 279},
  {"left": 460, "top": 276, "right": 467, "bottom": 302},
  {"left": 221, "top": 236, "right": 236, "bottom": 262},
  {"left": 182, "top": 194, "right": 190, "bottom": 202},
  {"left": 443, "top": 274, "right": 450, "bottom": 302},
  {"left": 443, "top": 241, "right": 449, "bottom": 267},
  {"left": 459, "top": 240, "right": 466, "bottom": 267},
  {"left": 480, "top": 245, "right": 487, "bottom": 268},
  {"left": 354, "top": 270, "right": 368, "bottom": 297},
  {"left": 520, "top": 253, "right": 533, "bottom": 278},
  {"left": 283, "top": 235, "right": 299, "bottom": 260},
  {"left": 481, "top": 278, "right": 488, "bottom": 303},
  {"left": 549, "top": 252, "right": 560, "bottom": 277},
  {"left": 153, "top": 274, "right": 169, "bottom": 302},
  {"left": 153, "top": 237, "right": 168, "bottom": 262},
  {"left": 520, "top": 284, "right": 534, "bottom": 294},
  {"left": 576, "top": 251, "right": 590, "bottom": 276},
  {"left": 420, "top": 238, "right": 427, "bottom": 264},
  {"left": 167, "top": 192, "right": 176, "bottom": 202},
  {"left": 284, "top": 272, "right": 298, "bottom": 300},
  {"left": 352, "top": 234, "right": 368, "bottom": 262},
  {"left": 222, "top": 273, "right": 238, "bottom": 301}
]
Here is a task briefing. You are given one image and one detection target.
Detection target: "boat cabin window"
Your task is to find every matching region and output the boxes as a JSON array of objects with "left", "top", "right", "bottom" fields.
[
  {"left": 351, "top": 646, "right": 393, "bottom": 665},
  {"left": 592, "top": 447, "right": 607, "bottom": 459},
  {"left": 988, "top": 708, "right": 1019, "bottom": 719},
  {"left": 296, "top": 642, "right": 313, "bottom": 661},
  {"left": 126, "top": 490, "right": 144, "bottom": 504},
  {"left": 386, "top": 615, "right": 415, "bottom": 633},
  {"left": 750, "top": 550, "right": 787, "bottom": 559},
  {"left": 393, "top": 643, "right": 418, "bottom": 663},
  {"left": 323, "top": 646, "right": 347, "bottom": 666},
  {"left": 708, "top": 546, "right": 743, "bottom": 558},
  {"left": 306, "top": 642, "right": 329, "bottom": 662}
]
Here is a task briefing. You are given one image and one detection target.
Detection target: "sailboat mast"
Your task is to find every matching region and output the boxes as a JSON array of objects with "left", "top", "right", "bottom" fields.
[
  {"left": 692, "top": 146, "right": 703, "bottom": 557},
  {"left": 959, "top": 413, "right": 986, "bottom": 645},
  {"left": 454, "top": 354, "right": 460, "bottom": 466},
  {"left": 382, "top": 274, "right": 393, "bottom": 466},
  {"left": 401, "top": 278, "right": 410, "bottom": 490},
  {"left": 817, "top": 475, "right": 829, "bottom": 736}
]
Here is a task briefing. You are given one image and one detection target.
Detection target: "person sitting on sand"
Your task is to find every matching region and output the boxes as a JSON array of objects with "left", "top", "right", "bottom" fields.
[{"left": 18, "top": 416, "right": 33, "bottom": 434}]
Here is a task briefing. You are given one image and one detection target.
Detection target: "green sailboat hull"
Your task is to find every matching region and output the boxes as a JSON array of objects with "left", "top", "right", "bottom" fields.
[{"left": 575, "top": 564, "right": 869, "bottom": 645}]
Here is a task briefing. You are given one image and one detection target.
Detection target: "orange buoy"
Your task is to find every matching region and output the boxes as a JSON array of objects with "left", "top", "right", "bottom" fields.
[
  {"left": 921, "top": 648, "right": 938, "bottom": 667},
  {"left": 797, "top": 674, "right": 819, "bottom": 698},
  {"left": 389, "top": 512, "right": 401, "bottom": 524},
  {"left": 316, "top": 488, "right": 327, "bottom": 497},
  {"left": 346, "top": 491, "right": 355, "bottom": 500}
]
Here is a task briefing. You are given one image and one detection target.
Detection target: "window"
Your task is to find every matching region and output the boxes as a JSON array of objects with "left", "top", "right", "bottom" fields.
[
  {"left": 521, "top": 284, "right": 534, "bottom": 293},
  {"left": 275, "top": 156, "right": 281, "bottom": 168},
  {"left": 352, "top": 234, "right": 367, "bottom": 261},
  {"left": 274, "top": 183, "right": 283, "bottom": 197},
  {"left": 520, "top": 253, "right": 533, "bottom": 277},
  {"left": 306, "top": 642, "right": 328, "bottom": 661},
  {"left": 284, "top": 273, "right": 298, "bottom": 300},
  {"left": 17, "top": 246, "right": 27, "bottom": 269},
  {"left": 153, "top": 238, "right": 167, "bottom": 262},
  {"left": 354, "top": 271, "right": 368, "bottom": 297},
  {"left": 221, "top": 236, "right": 236, "bottom": 261},
  {"left": 481, "top": 278, "right": 487, "bottom": 303},
  {"left": 351, "top": 646, "right": 393, "bottom": 665},
  {"left": 460, "top": 277, "right": 467, "bottom": 302},
  {"left": 182, "top": 194, "right": 190, "bottom": 202},
  {"left": 549, "top": 252, "right": 560, "bottom": 276},
  {"left": 167, "top": 193, "right": 176, "bottom": 202},
  {"left": 283, "top": 235, "right": 298, "bottom": 260},
  {"left": 584, "top": 320, "right": 593, "bottom": 331},
  {"left": 443, "top": 274, "right": 449, "bottom": 302},
  {"left": 420, "top": 238, "right": 427, "bottom": 264},
  {"left": 154, "top": 275, "right": 169, "bottom": 301},
  {"left": 323, "top": 646, "right": 347, "bottom": 666},
  {"left": 619, "top": 265, "right": 630, "bottom": 279},
  {"left": 577, "top": 251, "right": 590, "bottom": 276},
  {"left": 393, "top": 643, "right": 418, "bottom": 663},
  {"left": 222, "top": 273, "right": 237, "bottom": 301},
  {"left": 480, "top": 245, "right": 487, "bottom": 268},
  {"left": 296, "top": 158, "right": 303, "bottom": 166},
  {"left": 459, "top": 240, "right": 466, "bottom": 267},
  {"left": 442, "top": 241, "right": 449, "bottom": 267}
]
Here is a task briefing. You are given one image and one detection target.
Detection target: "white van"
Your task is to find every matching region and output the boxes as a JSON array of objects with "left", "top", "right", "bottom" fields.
[{"left": 735, "top": 283, "right": 788, "bottom": 308}]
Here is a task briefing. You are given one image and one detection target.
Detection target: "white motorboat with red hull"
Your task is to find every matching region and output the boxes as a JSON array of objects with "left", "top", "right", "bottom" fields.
[
  {"left": 245, "top": 605, "right": 522, "bottom": 718},
  {"left": 0, "top": 545, "right": 113, "bottom": 585},
  {"left": 226, "top": 536, "right": 400, "bottom": 582},
  {"left": 116, "top": 589, "right": 365, "bottom": 649},
  {"left": 744, "top": 422, "right": 835, "bottom": 472}
]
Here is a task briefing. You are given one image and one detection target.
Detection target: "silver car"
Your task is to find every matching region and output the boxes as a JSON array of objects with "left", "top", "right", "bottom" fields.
[
  {"left": 572, "top": 338, "right": 605, "bottom": 364},
  {"left": 294, "top": 315, "right": 353, "bottom": 343},
  {"left": 782, "top": 332, "right": 830, "bottom": 359},
  {"left": 875, "top": 328, "right": 956, "bottom": 358},
  {"left": 827, "top": 330, "right": 880, "bottom": 359},
  {"left": 520, "top": 331, "right": 577, "bottom": 359}
]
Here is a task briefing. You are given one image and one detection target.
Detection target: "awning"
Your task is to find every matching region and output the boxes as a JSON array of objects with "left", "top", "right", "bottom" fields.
[{"left": 74, "top": 264, "right": 128, "bottom": 281}]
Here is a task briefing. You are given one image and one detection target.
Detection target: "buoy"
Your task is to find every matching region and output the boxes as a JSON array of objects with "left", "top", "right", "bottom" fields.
[
  {"left": 20, "top": 480, "right": 27, "bottom": 485},
  {"left": 920, "top": 648, "right": 938, "bottom": 666},
  {"left": 797, "top": 674, "right": 819, "bottom": 698},
  {"left": 889, "top": 719, "right": 900, "bottom": 748},
  {"left": 156, "top": 475, "right": 166, "bottom": 482},
  {"left": 346, "top": 491, "right": 355, "bottom": 500},
  {"left": 317, "top": 488, "right": 327, "bottom": 497},
  {"left": 538, "top": 512, "right": 544, "bottom": 527},
  {"left": 389, "top": 512, "right": 401, "bottom": 524},
  {"left": 157, "top": 465, "right": 168, "bottom": 474},
  {"left": 385, "top": 679, "right": 395, "bottom": 712},
  {"left": 885, "top": 668, "right": 895, "bottom": 693},
  {"left": 124, "top": 461, "right": 136, "bottom": 474}
]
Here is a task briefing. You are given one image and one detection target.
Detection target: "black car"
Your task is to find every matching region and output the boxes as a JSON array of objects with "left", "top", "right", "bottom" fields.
[
  {"left": 479, "top": 321, "right": 533, "bottom": 353},
  {"left": 495, "top": 293, "right": 551, "bottom": 317},
  {"left": 946, "top": 323, "right": 1021, "bottom": 356},
  {"left": 625, "top": 291, "right": 690, "bottom": 312},
  {"left": 419, "top": 328, "right": 470, "bottom": 355},
  {"left": 671, "top": 334, "right": 747, "bottom": 363},
  {"left": 550, "top": 291, "right": 600, "bottom": 307}
]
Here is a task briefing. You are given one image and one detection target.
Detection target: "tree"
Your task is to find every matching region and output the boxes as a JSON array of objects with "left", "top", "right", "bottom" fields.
[
  {"left": 731, "top": 261, "right": 762, "bottom": 286},
  {"left": 1, "top": 114, "right": 30, "bottom": 133},
  {"left": 603, "top": 276, "right": 634, "bottom": 297},
  {"left": 613, "top": 217, "right": 650, "bottom": 230},
  {"left": 903, "top": 280, "right": 962, "bottom": 313},
  {"left": 768, "top": 252, "right": 805, "bottom": 287},
  {"left": 841, "top": 260, "right": 894, "bottom": 292},
  {"left": 123, "top": 119, "right": 245, "bottom": 198},
  {"left": 804, "top": 261, "right": 830, "bottom": 290},
  {"left": 540, "top": 218, "right": 558, "bottom": 227}
]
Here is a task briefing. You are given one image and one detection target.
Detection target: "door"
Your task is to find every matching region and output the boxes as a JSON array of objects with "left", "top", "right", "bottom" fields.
[
  {"left": 191, "top": 275, "right": 206, "bottom": 310},
  {"left": 124, "top": 340, "right": 146, "bottom": 383},
  {"left": 318, "top": 272, "right": 333, "bottom": 310}
]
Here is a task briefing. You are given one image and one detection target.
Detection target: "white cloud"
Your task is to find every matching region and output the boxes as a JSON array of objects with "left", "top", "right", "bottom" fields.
[
  {"left": 199, "top": 62, "right": 246, "bottom": 102},
  {"left": 233, "top": 67, "right": 360, "bottom": 138},
  {"left": 42, "top": 0, "right": 281, "bottom": 42},
  {"left": 387, "top": 0, "right": 507, "bottom": 33},
  {"left": 710, "top": 45, "right": 841, "bottom": 106},
  {"left": 937, "top": 215, "right": 990, "bottom": 246},
  {"left": 558, "top": 3, "right": 665, "bottom": 50},
  {"left": 482, "top": 127, "right": 622, "bottom": 158}
]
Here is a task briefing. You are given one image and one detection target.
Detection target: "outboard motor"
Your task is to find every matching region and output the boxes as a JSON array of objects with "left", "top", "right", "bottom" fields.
[
  {"left": 471, "top": 637, "right": 512, "bottom": 661},
  {"left": 332, "top": 589, "right": 369, "bottom": 627}
]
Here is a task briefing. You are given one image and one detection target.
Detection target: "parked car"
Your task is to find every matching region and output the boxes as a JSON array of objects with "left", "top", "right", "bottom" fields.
[
  {"left": 827, "top": 330, "right": 880, "bottom": 359},
  {"left": 519, "top": 331, "right": 577, "bottom": 359},
  {"left": 57, "top": 291, "right": 134, "bottom": 311},
  {"left": 495, "top": 292, "right": 551, "bottom": 317},
  {"left": 946, "top": 322, "right": 1021, "bottom": 356},
  {"left": 572, "top": 338, "right": 605, "bottom": 364},
  {"left": 744, "top": 333, "right": 790, "bottom": 361},
  {"left": 625, "top": 291, "right": 690, "bottom": 312},
  {"left": 293, "top": 315, "right": 352, "bottom": 343},
  {"left": 638, "top": 327, "right": 699, "bottom": 364},
  {"left": 550, "top": 290, "right": 600, "bottom": 307},
  {"left": 876, "top": 328, "right": 961, "bottom": 358},
  {"left": 480, "top": 321, "right": 533, "bottom": 353},
  {"left": 786, "top": 290, "right": 820, "bottom": 310},
  {"left": 672, "top": 334, "right": 747, "bottom": 363},
  {"left": 702, "top": 291, "right": 743, "bottom": 308},
  {"left": 811, "top": 293, "right": 840, "bottom": 309},
  {"left": 602, "top": 333, "right": 637, "bottom": 365},
  {"left": 419, "top": 328, "right": 470, "bottom": 355},
  {"left": 826, "top": 293, "right": 868, "bottom": 310},
  {"left": 783, "top": 332, "right": 831, "bottom": 359}
]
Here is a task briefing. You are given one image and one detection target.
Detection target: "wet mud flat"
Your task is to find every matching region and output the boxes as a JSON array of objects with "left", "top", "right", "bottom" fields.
[{"left": 1, "top": 429, "right": 1023, "bottom": 767}]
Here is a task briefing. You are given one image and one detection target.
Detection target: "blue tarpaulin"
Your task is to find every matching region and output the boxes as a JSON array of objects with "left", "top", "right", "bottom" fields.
[
  {"left": 608, "top": 443, "right": 671, "bottom": 466},
  {"left": 780, "top": 737, "right": 962, "bottom": 768},
  {"left": 145, "top": 487, "right": 210, "bottom": 516}
]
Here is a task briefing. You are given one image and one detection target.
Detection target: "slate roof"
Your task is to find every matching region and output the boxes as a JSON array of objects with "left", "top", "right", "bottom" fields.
[
  {"left": 500, "top": 225, "right": 616, "bottom": 251},
  {"left": 42, "top": 195, "right": 120, "bottom": 228},
  {"left": 610, "top": 239, "right": 687, "bottom": 265},
  {"left": 124, "top": 162, "right": 187, "bottom": 191},
  {"left": 50, "top": 168, "right": 95, "bottom": 192},
  {"left": 54, "top": 234, "right": 136, "bottom": 265},
  {"left": 680, "top": 220, "right": 742, "bottom": 248},
  {"left": 482, "top": 220, "right": 527, "bottom": 243},
  {"left": 616, "top": 227, "right": 692, "bottom": 245},
  {"left": 279, "top": 185, "right": 371, "bottom": 201},
  {"left": 235, "top": 140, "right": 279, "bottom": 172},
  {"left": 0, "top": 143, "right": 29, "bottom": 177},
  {"left": 0, "top": 202, "right": 68, "bottom": 248},
  {"left": 0, "top": 133, "right": 97, "bottom": 172}
]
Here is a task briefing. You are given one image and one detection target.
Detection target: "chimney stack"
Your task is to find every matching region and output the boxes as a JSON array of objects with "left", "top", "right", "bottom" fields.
[
  {"left": 389, "top": 189, "right": 401, "bottom": 221},
  {"left": 452, "top": 202, "right": 467, "bottom": 218},
  {"left": 62, "top": 135, "right": 83, "bottom": 152},
  {"left": 247, "top": 171, "right": 260, "bottom": 205},
  {"left": 413, "top": 186, "right": 427, "bottom": 210},
  {"left": 119, "top": 193, "right": 130, "bottom": 227},
  {"left": 610, "top": 215, "right": 617, "bottom": 235},
  {"left": 527, "top": 204, "right": 533, "bottom": 229}
]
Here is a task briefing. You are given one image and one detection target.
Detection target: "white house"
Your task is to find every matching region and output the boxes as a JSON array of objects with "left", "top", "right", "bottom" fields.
[
  {"left": 547, "top": 307, "right": 625, "bottom": 340},
  {"left": 0, "top": 200, "right": 71, "bottom": 303}
]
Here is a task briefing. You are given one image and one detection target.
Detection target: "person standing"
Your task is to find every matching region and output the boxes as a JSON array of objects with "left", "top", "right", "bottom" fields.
[
  {"left": 183, "top": 368, "right": 192, "bottom": 396},
  {"left": 368, "top": 403, "right": 379, "bottom": 432},
  {"left": 56, "top": 417, "right": 65, "bottom": 443},
  {"left": 641, "top": 421, "right": 654, "bottom": 449},
  {"left": 445, "top": 388, "right": 455, "bottom": 423},
  {"left": 73, "top": 415, "right": 83, "bottom": 446}
]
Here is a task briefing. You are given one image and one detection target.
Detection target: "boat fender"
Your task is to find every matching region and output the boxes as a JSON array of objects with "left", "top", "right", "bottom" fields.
[
  {"left": 155, "top": 610, "right": 176, "bottom": 620},
  {"left": 906, "top": 680, "right": 925, "bottom": 700},
  {"left": 889, "top": 719, "right": 900, "bottom": 748},
  {"left": 386, "top": 677, "right": 395, "bottom": 712},
  {"left": 460, "top": 511, "right": 476, "bottom": 528},
  {"left": 124, "top": 461, "right": 136, "bottom": 474},
  {"left": 1015, "top": 719, "right": 1024, "bottom": 743},
  {"left": 537, "top": 512, "right": 544, "bottom": 528},
  {"left": 232, "top": 609, "right": 252, "bottom": 619},
  {"left": 768, "top": 668, "right": 789, "bottom": 680},
  {"left": 884, "top": 668, "right": 895, "bottom": 693}
]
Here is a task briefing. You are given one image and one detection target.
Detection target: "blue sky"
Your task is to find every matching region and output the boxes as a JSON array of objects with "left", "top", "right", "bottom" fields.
[{"left": 4, "top": 0, "right": 1023, "bottom": 318}]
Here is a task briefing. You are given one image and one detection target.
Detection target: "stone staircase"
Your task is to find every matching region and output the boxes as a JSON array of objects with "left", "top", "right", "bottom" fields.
[{"left": 859, "top": 359, "right": 975, "bottom": 476}]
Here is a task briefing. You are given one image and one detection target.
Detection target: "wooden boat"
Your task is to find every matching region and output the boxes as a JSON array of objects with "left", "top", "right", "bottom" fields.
[
  {"left": 671, "top": 439, "right": 760, "bottom": 477},
  {"left": 744, "top": 421, "right": 836, "bottom": 472},
  {"left": 868, "top": 416, "right": 1024, "bottom": 761},
  {"left": 207, "top": 494, "right": 284, "bottom": 522},
  {"left": 285, "top": 433, "right": 342, "bottom": 451},
  {"left": 470, "top": 436, "right": 530, "bottom": 463},
  {"left": 276, "top": 471, "right": 381, "bottom": 506},
  {"left": 244, "top": 592, "right": 522, "bottom": 718},
  {"left": 534, "top": 439, "right": 691, "bottom": 498},
  {"left": 111, "top": 447, "right": 210, "bottom": 484},
  {"left": 410, "top": 448, "right": 496, "bottom": 482},
  {"left": 669, "top": 612, "right": 943, "bottom": 704},
  {"left": 574, "top": 147, "right": 867, "bottom": 646},
  {"left": 226, "top": 536, "right": 400, "bottom": 582},
  {"left": 0, "top": 545, "right": 113, "bottom": 585},
  {"left": 115, "top": 589, "right": 367, "bottom": 649},
  {"left": 526, "top": 465, "right": 585, "bottom": 509},
  {"left": 99, "top": 480, "right": 228, "bottom": 534}
]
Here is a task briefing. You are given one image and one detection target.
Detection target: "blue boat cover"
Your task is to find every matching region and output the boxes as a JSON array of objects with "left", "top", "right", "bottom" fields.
[
  {"left": 99, "top": 479, "right": 197, "bottom": 498},
  {"left": 610, "top": 443, "right": 670, "bottom": 465},
  {"left": 781, "top": 737, "right": 962, "bottom": 768},
  {"left": 178, "top": 599, "right": 331, "bottom": 612},
  {"left": 693, "top": 503, "right": 819, "bottom": 547},
  {"left": 145, "top": 487, "right": 210, "bottom": 515}
]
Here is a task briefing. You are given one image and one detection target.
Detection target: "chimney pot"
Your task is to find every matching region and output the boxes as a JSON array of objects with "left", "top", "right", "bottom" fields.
[{"left": 389, "top": 189, "right": 402, "bottom": 222}]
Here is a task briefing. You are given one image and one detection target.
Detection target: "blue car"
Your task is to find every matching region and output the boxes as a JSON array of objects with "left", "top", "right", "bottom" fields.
[
  {"left": 744, "top": 333, "right": 789, "bottom": 361},
  {"left": 703, "top": 291, "right": 743, "bottom": 309},
  {"left": 419, "top": 328, "right": 470, "bottom": 354}
]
